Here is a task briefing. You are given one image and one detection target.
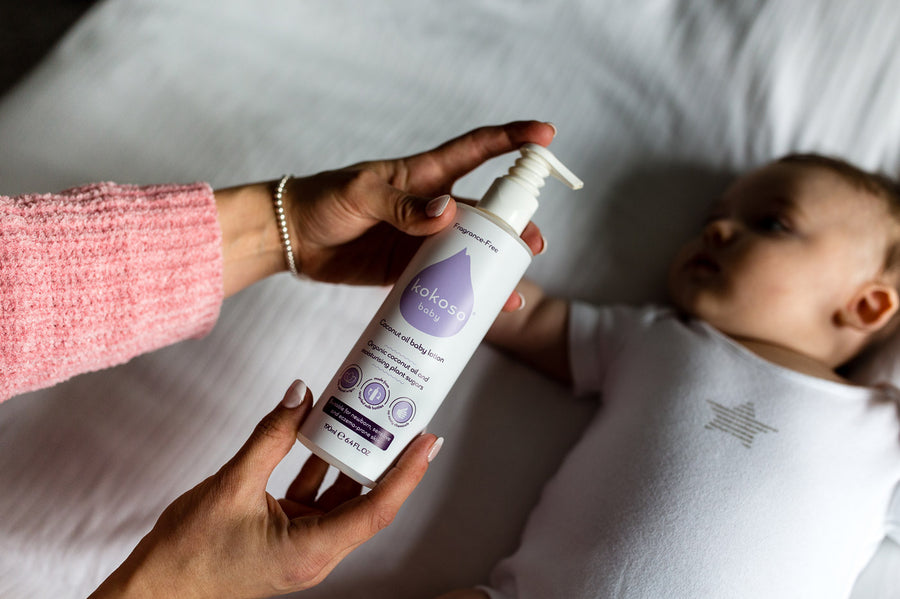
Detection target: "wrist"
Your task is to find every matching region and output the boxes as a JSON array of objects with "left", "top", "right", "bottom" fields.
[
  {"left": 272, "top": 175, "right": 302, "bottom": 277},
  {"left": 89, "top": 549, "right": 170, "bottom": 599},
  {"left": 90, "top": 534, "right": 209, "bottom": 599},
  {"left": 215, "top": 181, "right": 290, "bottom": 297}
]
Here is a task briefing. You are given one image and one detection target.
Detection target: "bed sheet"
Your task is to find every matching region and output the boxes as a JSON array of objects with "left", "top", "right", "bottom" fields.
[{"left": 1, "top": 1, "right": 899, "bottom": 597}]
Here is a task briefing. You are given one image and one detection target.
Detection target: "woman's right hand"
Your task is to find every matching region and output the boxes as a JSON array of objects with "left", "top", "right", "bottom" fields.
[
  {"left": 216, "top": 121, "right": 553, "bottom": 297},
  {"left": 282, "top": 120, "right": 554, "bottom": 286},
  {"left": 90, "top": 380, "right": 443, "bottom": 599}
]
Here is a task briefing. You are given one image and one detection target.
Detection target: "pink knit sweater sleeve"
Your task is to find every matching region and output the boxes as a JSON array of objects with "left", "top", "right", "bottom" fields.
[{"left": 1, "top": 182, "right": 224, "bottom": 401}]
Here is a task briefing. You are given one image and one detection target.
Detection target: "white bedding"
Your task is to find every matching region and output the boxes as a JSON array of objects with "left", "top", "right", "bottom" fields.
[{"left": 1, "top": 1, "right": 898, "bottom": 597}]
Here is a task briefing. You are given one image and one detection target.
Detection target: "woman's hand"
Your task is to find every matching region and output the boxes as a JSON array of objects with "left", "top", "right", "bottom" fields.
[
  {"left": 216, "top": 121, "right": 554, "bottom": 297},
  {"left": 90, "top": 381, "right": 442, "bottom": 599},
  {"left": 284, "top": 120, "right": 554, "bottom": 285}
]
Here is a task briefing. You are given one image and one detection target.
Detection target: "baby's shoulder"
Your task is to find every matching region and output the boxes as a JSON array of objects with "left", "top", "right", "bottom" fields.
[
  {"left": 574, "top": 301, "right": 675, "bottom": 323},
  {"left": 571, "top": 301, "right": 698, "bottom": 348}
]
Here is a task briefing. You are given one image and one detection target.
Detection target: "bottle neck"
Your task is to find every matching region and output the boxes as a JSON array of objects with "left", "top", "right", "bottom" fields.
[{"left": 477, "top": 177, "right": 538, "bottom": 235}]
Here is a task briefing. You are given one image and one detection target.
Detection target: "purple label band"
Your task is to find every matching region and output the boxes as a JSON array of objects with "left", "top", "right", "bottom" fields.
[{"left": 324, "top": 397, "right": 394, "bottom": 450}]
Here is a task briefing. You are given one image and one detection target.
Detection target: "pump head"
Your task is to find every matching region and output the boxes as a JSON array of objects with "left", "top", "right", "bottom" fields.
[{"left": 477, "top": 143, "right": 583, "bottom": 235}]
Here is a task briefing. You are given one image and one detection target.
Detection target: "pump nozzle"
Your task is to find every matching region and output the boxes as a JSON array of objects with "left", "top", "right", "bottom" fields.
[
  {"left": 514, "top": 143, "right": 584, "bottom": 192},
  {"left": 477, "top": 143, "right": 582, "bottom": 236}
]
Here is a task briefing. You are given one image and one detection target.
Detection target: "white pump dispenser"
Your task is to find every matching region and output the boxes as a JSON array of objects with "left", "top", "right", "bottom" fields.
[
  {"left": 478, "top": 143, "right": 584, "bottom": 234},
  {"left": 298, "top": 143, "right": 581, "bottom": 486}
]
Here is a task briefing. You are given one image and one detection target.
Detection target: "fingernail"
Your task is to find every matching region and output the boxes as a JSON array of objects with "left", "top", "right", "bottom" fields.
[
  {"left": 515, "top": 291, "right": 526, "bottom": 311},
  {"left": 537, "top": 233, "right": 549, "bottom": 255},
  {"left": 281, "top": 379, "right": 307, "bottom": 409},
  {"left": 544, "top": 122, "right": 558, "bottom": 137},
  {"left": 426, "top": 195, "right": 452, "bottom": 218},
  {"left": 427, "top": 437, "right": 445, "bottom": 463}
]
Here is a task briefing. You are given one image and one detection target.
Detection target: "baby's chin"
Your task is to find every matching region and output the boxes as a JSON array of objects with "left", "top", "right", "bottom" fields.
[
  {"left": 665, "top": 279, "right": 698, "bottom": 318},
  {"left": 666, "top": 267, "right": 733, "bottom": 327},
  {"left": 666, "top": 288, "right": 729, "bottom": 333}
]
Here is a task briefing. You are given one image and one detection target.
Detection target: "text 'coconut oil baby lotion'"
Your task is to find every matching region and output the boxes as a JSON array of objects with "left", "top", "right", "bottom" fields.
[{"left": 297, "top": 143, "right": 582, "bottom": 486}]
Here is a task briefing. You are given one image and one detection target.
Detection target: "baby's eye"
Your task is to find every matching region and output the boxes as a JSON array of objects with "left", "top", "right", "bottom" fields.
[{"left": 753, "top": 215, "right": 790, "bottom": 233}]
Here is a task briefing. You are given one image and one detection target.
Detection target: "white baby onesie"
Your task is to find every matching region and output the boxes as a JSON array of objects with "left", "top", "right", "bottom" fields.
[{"left": 483, "top": 303, "right": 900, "bottom": 599}]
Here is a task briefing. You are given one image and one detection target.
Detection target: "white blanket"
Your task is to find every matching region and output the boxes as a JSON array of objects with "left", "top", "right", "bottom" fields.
[{"left": 1, "top": 1, "right": 898, "bottom": 597}]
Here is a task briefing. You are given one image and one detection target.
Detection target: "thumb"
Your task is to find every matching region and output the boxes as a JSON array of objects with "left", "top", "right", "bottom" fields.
[
  {"left": 228, "top": 380, "right": 312, "bottom": 490},
  {"left": 375, "top": 189, "right": 458, "bottom": 238}
]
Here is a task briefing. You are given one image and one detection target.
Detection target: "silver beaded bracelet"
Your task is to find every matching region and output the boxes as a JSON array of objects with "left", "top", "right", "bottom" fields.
[{"left": 273, "top": 174, "right": 300, "bottom": 277}]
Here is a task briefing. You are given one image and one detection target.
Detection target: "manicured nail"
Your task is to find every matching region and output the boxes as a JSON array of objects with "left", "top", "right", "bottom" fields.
[
  {"left": 281, "top": 379, "right": 307, "bottom": 409},
  {"left": 537, "top": 233, "right": 549, "bottom": 255},
  {"left": 427, "top": 437, "right": 445, "bottom": 463},
  {"left": 426, "top": 195, "right": 452, "bottom": 218},
  {"left": 545, "top": 122, "right": 558, "bottom": 137},
  {"left": 514, "top": 291, "right": 526, "bottom": 311}
]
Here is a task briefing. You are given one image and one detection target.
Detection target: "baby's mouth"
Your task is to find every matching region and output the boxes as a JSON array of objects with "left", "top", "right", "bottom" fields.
[{"left": 685, "top": 251, "right": 720, "bottom": 274}]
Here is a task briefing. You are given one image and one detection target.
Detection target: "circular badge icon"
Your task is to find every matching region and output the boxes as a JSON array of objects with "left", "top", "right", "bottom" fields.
[
  {"left": 360, "top": 378, "right": 389, "bottom": 408},
  {"left": 389, "top": 398, "right": 416, "bottom": 426},
  {"left": 338, "top": 364, "right": 362, "bottom": 392}
]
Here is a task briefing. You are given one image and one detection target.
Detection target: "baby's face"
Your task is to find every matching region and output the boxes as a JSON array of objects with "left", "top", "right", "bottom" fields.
[{"left": 668, "top": 161, "right": 894, "bottom": 347}]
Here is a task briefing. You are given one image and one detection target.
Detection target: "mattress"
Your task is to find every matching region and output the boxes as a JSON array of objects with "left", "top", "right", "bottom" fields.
[{"left": 0, "top": 1, "right": 898, "bottom": 597}]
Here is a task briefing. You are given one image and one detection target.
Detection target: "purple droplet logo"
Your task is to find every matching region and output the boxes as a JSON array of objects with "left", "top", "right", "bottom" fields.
[{"left": 399, "top": 249, "right": 474, "bottom": 337}]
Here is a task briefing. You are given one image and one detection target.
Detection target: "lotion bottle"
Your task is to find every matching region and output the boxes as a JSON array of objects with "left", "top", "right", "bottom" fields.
[{"left": 297, "top": 143, "right": 582, "bottom": 486}]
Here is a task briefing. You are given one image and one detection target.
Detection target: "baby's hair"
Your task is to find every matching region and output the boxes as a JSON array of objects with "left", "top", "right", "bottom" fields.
[
  {"left": 778, "top": 153, "right": 900, "bottom": 348},
  {"left": 777, "top": 153, "right": 900, "bottom": 273}
]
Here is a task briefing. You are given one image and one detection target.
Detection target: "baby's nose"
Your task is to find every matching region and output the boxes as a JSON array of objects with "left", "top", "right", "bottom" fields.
[{"left": 702, "top": 218, "right": 736, "bottom": 247}]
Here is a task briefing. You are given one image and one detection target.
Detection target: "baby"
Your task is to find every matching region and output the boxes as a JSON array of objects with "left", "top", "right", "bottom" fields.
[{"left": 441, "top": 155, "right": 900, "bottom": 598}]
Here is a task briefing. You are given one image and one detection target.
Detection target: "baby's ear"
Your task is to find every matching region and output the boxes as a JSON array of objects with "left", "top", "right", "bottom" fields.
[{"left": 840, "top": 282, "right": 899, "bottom": 332}]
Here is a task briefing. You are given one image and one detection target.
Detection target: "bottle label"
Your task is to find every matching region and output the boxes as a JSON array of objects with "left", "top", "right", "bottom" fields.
[
  {"left": 399, "top": 249, "right": 475, "bottom": 337},
  {"left": 298, "top": 205, "right": 532, "bottom": 486}
]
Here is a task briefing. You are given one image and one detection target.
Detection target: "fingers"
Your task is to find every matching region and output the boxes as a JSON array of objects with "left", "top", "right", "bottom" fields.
[
  {"left": 309, "top": 433, "right": 441, "bottom": 550},
  {"left": 520, "top": 221, "right": 546, "bottom": 256},
  {"left": 285, "top": 458, "right": 365, "bottom": 512},
  {"left": 285, "top": 453, "right": 331, "bottom": 505},
  {"left": 406, "top": 121, "right": 557, "bottom": 191},
  {"left": 359, "top": 122, "right": 556, "bottom": 238},
  {"left": 315, "top": 474, "right": 363, "bottom": 512},
  {"left": 501, "top": 290, "right": 526, "bottom": 312},
  {"left": 227, "top": 380, "right": 312, "bottom": 490}
]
